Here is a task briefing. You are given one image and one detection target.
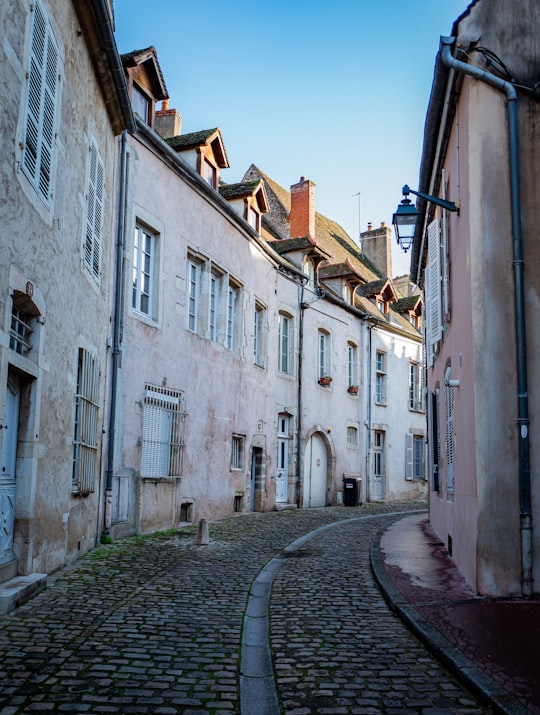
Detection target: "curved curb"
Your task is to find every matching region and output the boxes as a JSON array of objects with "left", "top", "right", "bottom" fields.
[
  {"left": 370, "top": 529, "right": 531, "bottom": 715},
  {"left": 240, "top": 510, "right": 425, "bottom": 715}
]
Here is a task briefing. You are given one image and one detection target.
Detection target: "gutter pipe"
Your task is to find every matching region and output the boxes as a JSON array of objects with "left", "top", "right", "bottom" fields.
[
  {"left": 104, "top": 130, "right": 128, "bottom": 529},
  {"left": 441, "top": 36, "right": 533, "bottom": 596},
  {"left": 296, "top": 281, "right": 305, "bottom": 507}
]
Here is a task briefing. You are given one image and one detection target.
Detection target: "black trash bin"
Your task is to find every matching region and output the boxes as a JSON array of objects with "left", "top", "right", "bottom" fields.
[{"left": 342, "top": 477, "right": 362, "bottom": 506}]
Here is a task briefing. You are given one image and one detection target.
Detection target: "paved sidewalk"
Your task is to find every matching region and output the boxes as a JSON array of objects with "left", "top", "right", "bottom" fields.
[
  {"left": 373, "top": 513, "right": 540, "bottom": 715},
  {"left": 0, "top": 503, "right": 490, "bottom": 714}
]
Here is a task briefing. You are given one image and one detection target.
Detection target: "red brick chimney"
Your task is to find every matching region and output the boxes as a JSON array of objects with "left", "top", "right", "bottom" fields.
[{"left": 290, "top": 176, "right": 315, "bottom": 239}]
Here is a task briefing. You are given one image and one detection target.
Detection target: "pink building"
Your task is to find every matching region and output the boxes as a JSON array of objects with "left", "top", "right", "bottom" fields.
[{"left": 409, "top": 0, "right": 540, "bottom": 596}]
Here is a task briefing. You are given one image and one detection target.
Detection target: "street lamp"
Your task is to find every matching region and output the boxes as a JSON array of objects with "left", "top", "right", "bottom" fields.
[{"left": 392, "top": 184, "right": 459, "bottom": 253}]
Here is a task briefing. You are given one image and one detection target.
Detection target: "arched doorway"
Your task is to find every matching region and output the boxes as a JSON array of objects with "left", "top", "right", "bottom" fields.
[{"left": 303, "top": 432, "right": 328, "bottom": 507}]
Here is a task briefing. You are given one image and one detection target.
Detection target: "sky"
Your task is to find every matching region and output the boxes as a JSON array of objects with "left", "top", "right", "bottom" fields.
[{"left": 113, "top": 0, "right": 469, "bottom": 277}]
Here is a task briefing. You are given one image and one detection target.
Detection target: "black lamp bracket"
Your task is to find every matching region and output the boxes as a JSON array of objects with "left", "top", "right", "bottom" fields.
[{"left": 402, "top": 185, "right": 459, "bottom": 214}]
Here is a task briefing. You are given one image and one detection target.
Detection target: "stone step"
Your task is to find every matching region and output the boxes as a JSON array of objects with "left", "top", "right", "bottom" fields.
[
  {"left": 0, "top": 573, "right": 47, "bottom": 615},
  {"left": 0, "top": 559, "right": 18, "bottom": 584}
]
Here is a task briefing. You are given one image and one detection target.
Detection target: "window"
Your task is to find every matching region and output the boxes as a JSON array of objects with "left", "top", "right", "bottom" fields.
[
  {"left": 278, "top": 313, "right": 293, "bottom": 374},
  {"left": 247, "top": 205, "right": 259, "bottom": 231},
  {"left": 22, "top": 0, "right": 61, "bottom": 204},
  {"left": 133, "top": 224, "right": 156, "bottom": 317},
  {"left": 429, "top": 389, "right": 441, "bottom": 492},
  {"left": 374, "top": 431, "right": 385, "bottom": 476},
  {"left": 318, "top": 330, "right": 330, "bottom": 379},
  {"left": 203, "top": 159, "right": 217, "bottom": 188},
  {"left": 375, "top": 351, "right": 387, "bottom": 404},
  {"left": 187, "top": 259, "right": 201, "bottom": 332},
  {"left": 425, "top": 218, "right": 443, "bottom": 354},
  {"left": 254, "top": 301, "right": 266, "bottom": 367},
  {"left": 227, "top": 284, "right": 236, "bottom": 350},
  {"left": 209, "top": 271, "right": 223, "bottom": 342},
  {"left": 347, "top": 426, "right": 358, "bottom": 446},
  {"left": 303, "top": 258, "right": 315, "bottom": 288},
  {"left": 231, "top": 434, "right": 245, "bottom": 470},
  {"left": 84, "top": 140, "right": 105, "bottom": 280},
  {"left": 406, "top": 434, "right": 425, "bottom": 480},
  {"left": 72, "top": 349, "right": 99, "bottom": 494},
  {"left": 10, "top": 303, "right": 33, "bottom": 356},
  {"left": 445, "top": 372, "right": 455, "bottom": 497},
  {"left": 348, "top": 343, "right": 358, "bottom": 388},
  {"left": 141, "top": 384, "right": 184, "bottom": 477},
  {"left": 409, "top": 362, "right": 423, "bottom": 411},
  {"left": 132, "top": 84, "right": 150, "bottom": 123}
]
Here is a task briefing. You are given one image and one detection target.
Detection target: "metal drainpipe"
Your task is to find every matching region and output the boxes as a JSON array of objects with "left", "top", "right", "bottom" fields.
[
  {"left": 296, "top": 281, "right": 305, "bottom": 507},
  {"left": 104, "top": 130, "right": 128, "bottom": 531},
  {"left": 365, "top": 323, "right": 375, "bottom": 503},
  {"left": 441, "top": 36, "right": 533, "bottom": 596}
]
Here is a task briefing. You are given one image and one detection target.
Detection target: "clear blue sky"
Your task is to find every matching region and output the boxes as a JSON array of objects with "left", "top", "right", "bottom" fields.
[{"left": 113, "top": 0, "right": 469, "bottom": 277}]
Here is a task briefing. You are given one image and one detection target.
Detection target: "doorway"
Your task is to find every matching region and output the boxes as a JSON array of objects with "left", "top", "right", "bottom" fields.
[
  {"left": 249, "top": 446, "right": 264, "bottom": 512},
  {"left": 303, "top": 432, "right": 327, "bottom": 507},
  {"left": 1, "top": 373, "right": 20, "bottom": 565}
]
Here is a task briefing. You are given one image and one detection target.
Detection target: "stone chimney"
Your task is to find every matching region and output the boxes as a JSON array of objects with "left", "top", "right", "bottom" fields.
[
  {"left": 290, "top": 177, "right": 316, "bottom": 239},
  {"left": 155, "top": 99, "right": 182, "bottom": 139},
  {"left": 360, "top": 221, "right": 393, "bottom": 279}
]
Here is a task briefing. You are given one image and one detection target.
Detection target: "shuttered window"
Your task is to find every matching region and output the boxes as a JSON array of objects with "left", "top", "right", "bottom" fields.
[
  {"left": 85, "top": 141, "right": 105, "bottom": 280},
  {"left": 445, "top": 377, "right": 455, "bottom": 496},
  {"left": 426, "top": 218, "right": 443, "bottom": 348},
  {"left": 22, "top": 1, "right": 60, "bottom": 204},
  {"left": 72, "top": 349, "right": 99, "bottom": 494},
  {"left": 405, "top": 434, "right": 425, "bottom": 480},
  {"left": 141, "top": 384, "right": 185, "bottom": 478}
]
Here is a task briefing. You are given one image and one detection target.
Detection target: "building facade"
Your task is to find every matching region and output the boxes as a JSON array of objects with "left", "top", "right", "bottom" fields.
[
  {"left": 410, "top": 0, "right": 540, "bottom": 596},
  {"left": 0, "top": 0, "right": 132, "bottom": 586}
]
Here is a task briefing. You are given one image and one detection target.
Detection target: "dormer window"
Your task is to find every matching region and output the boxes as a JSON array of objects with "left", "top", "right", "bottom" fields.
[
  {"left": 303, "top": 258, "right": 315, "bottom": 287},
  {"left": 203, "top": 159, "right": 217, "bottom": 188},
  {"left": 132, "top": 84, "right": 150, "bottom": 123},
  {"left": 247, "top": 206, "right": 259, "bottom": 231}
]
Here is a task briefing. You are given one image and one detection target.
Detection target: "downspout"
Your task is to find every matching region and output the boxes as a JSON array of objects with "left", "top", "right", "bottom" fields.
[
  {"left": 441, "top": 37, "right": 533, "bottom": 596},
  {"left": 104, "top": 129, "right": 128, "bottom": 531},
  {"left": 296, "top": 281, "right": 305, "bottom": 507},
  {"left": 365, "top": 323, "right": 375, "bottom": 502}
]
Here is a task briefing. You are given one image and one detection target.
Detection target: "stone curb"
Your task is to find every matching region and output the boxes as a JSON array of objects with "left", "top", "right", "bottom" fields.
[{"left": 370, "top": 529, "right": 531, "bottom": 715}]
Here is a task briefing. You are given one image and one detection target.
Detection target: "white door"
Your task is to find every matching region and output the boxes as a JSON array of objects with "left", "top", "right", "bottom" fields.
[
  {"left": 1, "top": 375, "right": 20, "bottom": 565},
  {"left": 304, "top": 433, "right": 327, "bottom": 507},
  {"left": 275, "top": 415, "right": 289, "bottom": 503},
  {"left": 373, "top": 430, "right": 385, "bottom": 500}
]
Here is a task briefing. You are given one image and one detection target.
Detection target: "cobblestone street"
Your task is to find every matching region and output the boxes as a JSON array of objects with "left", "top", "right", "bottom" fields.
[{"left": 0, "top": 503, "right": 490, "bottom": 714}]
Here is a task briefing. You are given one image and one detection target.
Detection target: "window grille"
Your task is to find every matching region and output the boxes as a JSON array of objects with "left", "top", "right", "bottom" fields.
[
  {"left": 72, "top": 349, "right": 99, "bottom": 494},
  {"left": 347, "top": 426, "right": 358, "bottom": 446},
  {"left": 231, "top": 434, "right": 245, "bottom": 470},
  {"left": 141, "top": 384, "right": 185, "bottom": 478},
  {"left": 10, "top": 306, "right": 33, "bottom": 356}
]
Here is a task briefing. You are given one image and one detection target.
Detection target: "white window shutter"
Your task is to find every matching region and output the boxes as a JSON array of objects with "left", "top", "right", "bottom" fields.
[
  {"left": 23, "top": 1, "right": 59, "bottom": 203},
  {"left": 85, "top": 141, "right": 104, "bottom": 279},
  {"left": 427, "top": 218, "right": 442, "bottom": 346},
  {"left": 405, "top": 433, "right": 413, "bottom": 480}
]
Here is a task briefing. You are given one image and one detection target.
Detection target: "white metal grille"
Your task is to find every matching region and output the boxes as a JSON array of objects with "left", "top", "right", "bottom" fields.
[
  {"left": 141, "top": 384, "right": 185, "bottom": 477},
  {"left": 72, "top": 349, "right": 99, "bottom": 494},
  {"left": 10, "top": 306, "right": 33, "bottom": 356},
  {"left": 231, "top": 434, "right": 245, "bottom": 470}
]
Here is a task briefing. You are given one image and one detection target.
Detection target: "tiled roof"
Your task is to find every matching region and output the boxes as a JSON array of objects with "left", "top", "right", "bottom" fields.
[
  {"left": 166, "top": 129, "right": 219, "bottom": 150},
  {"left": 219, "top": 180, "right": 260, "bottom": 200},
  {"left": 242, "top": 165, "right": 380, "bottom": 283},
  {"left": 271, "top": 237, "right": 318, "bottom": 255},
  {"left": 318, "top": 261, "right": 358, "bottom": 279},
  {"left": 393, "top": 295, "right": 422, "bottom": 312},
  {"left": 354, "top": 279, "right": 388, "bottom": 297}
]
